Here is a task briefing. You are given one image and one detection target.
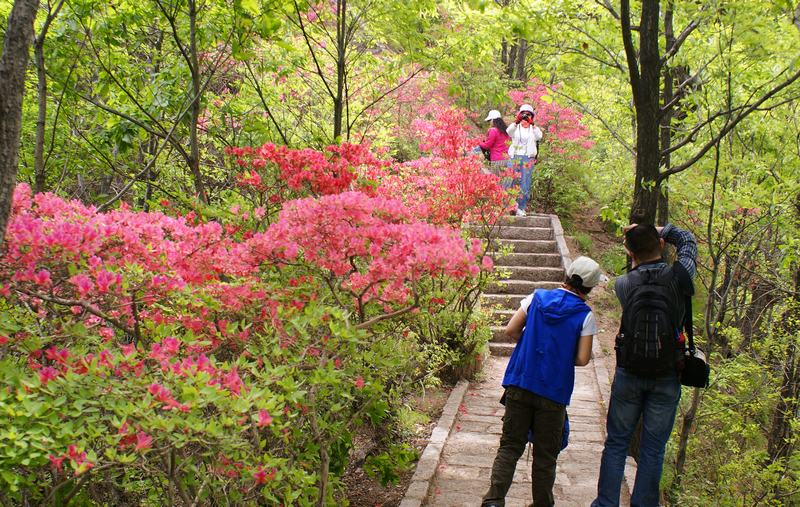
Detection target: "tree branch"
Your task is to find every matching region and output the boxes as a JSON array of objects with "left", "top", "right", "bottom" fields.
[
  {"left": 546, "top": 86, "right": 635, "bottom": 155},
  {"left": 242, "top": 59, "right": 290, "bottom": 145},
  {"left": 15, "top": 287, "right": 135, "bottom": 336},
  {"left": 355, "top": 301, "right": 418, "bottom": 329},
  {"left": 620, "top": 0, "right": 640, "bottom": 91},
  {"left": 658, "top": 66, "right": 800, "bottom": 182},
  {"left": 293, "top": 0, "right": 335, "bottom": 100},
  {"left": 594, "top": 0, "right": 619, "bottom": 19},
  {"left": 661, "top": 19, "right": 698, "bottom": 64}
]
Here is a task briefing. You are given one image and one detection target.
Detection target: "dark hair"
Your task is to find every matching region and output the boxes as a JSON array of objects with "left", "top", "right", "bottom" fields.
[
  {"left": 491, "top": 117, "right": 508, "bottom": 133},
  {"left": 624, "top": 224, "right": 662, "bottom": 259},
  {"left": 565, "top": 274, "right": 592, "bottom": 295}
]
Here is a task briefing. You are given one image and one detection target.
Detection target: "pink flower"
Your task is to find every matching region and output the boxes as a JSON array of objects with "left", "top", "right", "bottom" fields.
[
  {"left": 48, "top": 454, "right": 65, "bottom": 472},
  {"left": 257, "top": 409, "right": 273, "bottom": 427},
  {"left": 135, "top": 431, "right": 153, "bottom": 451},
  {"left": 39, "top": 366, "right": 59, "bottom": 385},
  {"left": 481, "top": 256, "right": 494, "bottom": 271},
  {"left": 221, "top": 367, "right": 244, "bottom": 396},
  {"left": 354, "top": 376, "right": 365, "bottom": 389},
  {"left": 34, "top": 269, "right": 51, "bottom": 286},
  {"left": 253, "top": 466, "right": 276, "bottom": 484},
  {"left": 69, "top": 274, "right": 94, "bottom": 297}
]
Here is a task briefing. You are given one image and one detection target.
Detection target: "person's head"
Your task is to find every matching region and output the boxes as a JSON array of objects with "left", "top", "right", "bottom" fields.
[
  {"left": 518, "top": 104, "right": 535, "bottom": 126},
  {"left": 565, "top": 256, "right": 605, "bottom": 296},
  {"left": 623, "top": 224, "right": 664, "bottom": 264},
  {"left": 491, "top": 117, "right": 508, "bottom": 133}
]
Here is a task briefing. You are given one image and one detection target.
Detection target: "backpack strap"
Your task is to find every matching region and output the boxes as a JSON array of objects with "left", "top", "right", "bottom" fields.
[{"left": 683, "top": 293, "right": 695, "bottom": 354}]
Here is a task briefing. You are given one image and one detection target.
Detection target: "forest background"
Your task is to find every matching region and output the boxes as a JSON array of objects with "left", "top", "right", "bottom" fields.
[{"left": 0, "top": 0, "right": 799, "bottom": 505}]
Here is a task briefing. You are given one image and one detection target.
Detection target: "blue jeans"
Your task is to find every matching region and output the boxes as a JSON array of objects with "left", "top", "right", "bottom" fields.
[
  {"left": 507, "top": 156, "right": 534, "bottom": 211},
  {"left": 592, "top": 368, "right": 681, "bottom": 507}
]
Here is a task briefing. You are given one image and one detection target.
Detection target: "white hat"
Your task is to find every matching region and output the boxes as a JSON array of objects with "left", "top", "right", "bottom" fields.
[
  {"left": 566, "top": 256, "right": 606, "bottom": 288},
  {"left": 518, "top": 104, "right": 535, "bottom": 114},
  {"left": 484, "top": 110, "right": 502, "bottom": 121}
]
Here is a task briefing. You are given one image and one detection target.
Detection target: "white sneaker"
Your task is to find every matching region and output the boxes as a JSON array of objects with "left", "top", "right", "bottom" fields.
[{"left": 515, "top": 208, "right": 526, "bottom": 217}]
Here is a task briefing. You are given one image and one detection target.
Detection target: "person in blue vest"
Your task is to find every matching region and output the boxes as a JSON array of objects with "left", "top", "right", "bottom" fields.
[{"left": 482, "top": 256, "right": 605, "bottom": 507}]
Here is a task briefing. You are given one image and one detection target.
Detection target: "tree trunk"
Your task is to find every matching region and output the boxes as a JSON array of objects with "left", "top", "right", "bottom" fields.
[
  {"left": 187, "top": 0, "right": 207, "bottom": 204},
  {"left": 657, "top": 1, "right": 676, "bottom": 227},
  {"left": 333, "top": 0, "right": 347, "bottom": 141},
  {"left": 624, "top": 0, "right": 662, "bottom": 224},
  {"left": 33, "top": 38, "right": 47, "bottom": 193},
  {"left": 0, "top": 0, "right": 40, "bottom": 248},
  {"left": 506, "top": 42, "right": 517, "bottom": 80},
  {"left": 515, "top": 38, "right": 527, "bottom": 81}
]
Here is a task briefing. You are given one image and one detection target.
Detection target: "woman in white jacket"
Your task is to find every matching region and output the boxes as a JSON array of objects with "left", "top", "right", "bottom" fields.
[{"left": 506, "top": 104, "right": 543, "bottom": 216}]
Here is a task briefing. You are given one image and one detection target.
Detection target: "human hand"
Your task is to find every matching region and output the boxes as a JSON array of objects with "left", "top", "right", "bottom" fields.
[{"left": 515, "top": 113, "right": 523, "bottom": 124}]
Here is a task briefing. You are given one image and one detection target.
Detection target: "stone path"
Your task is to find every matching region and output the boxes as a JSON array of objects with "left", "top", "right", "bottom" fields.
[
  {"left": 409, "top": 214, "right": 631, "bottom": 506},
  {"left": 423, "top": 355, "right": 616, "bottom": 506}
]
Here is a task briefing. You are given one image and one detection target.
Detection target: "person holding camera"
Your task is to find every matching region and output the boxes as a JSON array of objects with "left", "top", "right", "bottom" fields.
[
  {"left": 591, "top": 223, "right": 697, "bottom": 507},
  {"left": 506, "top": 104, "right": 543, "bottom": 217}
]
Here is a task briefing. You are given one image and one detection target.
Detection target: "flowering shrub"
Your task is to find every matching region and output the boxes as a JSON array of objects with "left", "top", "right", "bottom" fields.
[
  {"left": 508, "top": 79, "right": 594, "bottom": 155},
  {"left": 411, "top": 103, "right": 480, "bottom": 159},
  {"left": 367, "top": 156, "right": 512, "bottom": 227},
  {"left": 228, "top": 142, "right": 386, "bottom": 221},
  {"left": 0, "top": 142, "right": 500, "bottom": 503}
]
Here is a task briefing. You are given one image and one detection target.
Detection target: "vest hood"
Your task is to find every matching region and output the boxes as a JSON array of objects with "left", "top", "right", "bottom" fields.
[{"left": 536, "top": 289, "right": 590, "bottom": 323}]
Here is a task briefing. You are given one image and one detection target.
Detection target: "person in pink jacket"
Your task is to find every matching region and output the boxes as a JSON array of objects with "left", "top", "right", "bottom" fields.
[{"left": 478, "top": 110, "right": 511, "bottom": 176}]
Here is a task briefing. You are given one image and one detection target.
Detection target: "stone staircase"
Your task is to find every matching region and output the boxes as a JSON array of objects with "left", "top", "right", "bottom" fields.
[{"left": 484, "top": 214, "right": 569, "bottom": 356}]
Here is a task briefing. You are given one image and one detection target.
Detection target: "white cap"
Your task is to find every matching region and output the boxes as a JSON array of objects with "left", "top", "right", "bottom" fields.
[
  {"left": 484, "top": 110, "right": 502, "bottom": 121},
  {"left": 519, "top": 104, "right": 535, "bottom": 114},
  {"left": 566, "top": 256, "right": 606, "bottom": 288}
]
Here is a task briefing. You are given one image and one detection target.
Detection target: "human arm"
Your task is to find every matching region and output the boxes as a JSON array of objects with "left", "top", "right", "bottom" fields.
[
  {"left": 479, "top": 127, "right": 498, "bottom": 150},
  {"left": 660, "top": 223, "right": 697, "bottom": 279},
  {"left": 504, "top": 307, "right": 527, "bottom": 342},
  {"left": 575, "top": 334, "right": 593, "bottom": 366},
  {"left": 506, "top": 122, "right": 518, "bottom": 137}
]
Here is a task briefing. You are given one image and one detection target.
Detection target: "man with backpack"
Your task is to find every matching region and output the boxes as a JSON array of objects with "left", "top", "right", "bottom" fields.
[{"left": 591, "top": 223, "right": 697, "bottom": 507}]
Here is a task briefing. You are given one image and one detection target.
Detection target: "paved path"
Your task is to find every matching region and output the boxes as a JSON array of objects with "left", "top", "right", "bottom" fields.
[{"left": 424, "top": 356, "right": 625, "bottom": 506}]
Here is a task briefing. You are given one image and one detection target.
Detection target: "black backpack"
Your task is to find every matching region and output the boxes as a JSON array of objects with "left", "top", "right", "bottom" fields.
[{"left": 616, "top": 266, "right": 682, "bottom": 376}]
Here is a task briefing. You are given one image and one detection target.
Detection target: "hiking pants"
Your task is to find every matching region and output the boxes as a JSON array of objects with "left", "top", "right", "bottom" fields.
[{"left": 482, "top": 386, "right": 565, "bottom": 507}]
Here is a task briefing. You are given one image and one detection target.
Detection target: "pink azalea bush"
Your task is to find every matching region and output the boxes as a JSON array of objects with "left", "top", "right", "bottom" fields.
[
  {"left": 0, "top": 134, "right": 506, "bottom": 502},
  {"left": 508, "top": 79, "right": 594, "bottom": 156}
]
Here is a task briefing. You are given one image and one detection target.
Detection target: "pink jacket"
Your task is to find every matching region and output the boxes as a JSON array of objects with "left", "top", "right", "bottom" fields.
[{"left": 479, "top": 127, "right": 510, "bottom": 161}]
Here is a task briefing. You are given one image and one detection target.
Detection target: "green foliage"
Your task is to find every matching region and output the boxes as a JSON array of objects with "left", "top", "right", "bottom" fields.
[
  {"left": 363, "top": 443, "right": 419, "bottom": 487},
  {"left": 664, "top": 349, "right": 800, "bottom": 506}
]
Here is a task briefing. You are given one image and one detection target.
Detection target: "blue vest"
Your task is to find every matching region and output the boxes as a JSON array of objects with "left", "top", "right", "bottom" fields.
[{"left": 502, "top": 289, "right": 591, "bottom": 405}]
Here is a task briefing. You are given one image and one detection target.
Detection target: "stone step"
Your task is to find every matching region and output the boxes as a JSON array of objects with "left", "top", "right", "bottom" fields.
[
  {"left": 481, "top": 293, "right": 528, "bottom": 310},
  {"left": 496, "top": 215, "right": 551, "bottom": 228},
  {"left": 497, "top": 266, "right": 564, "bottom": 282},
  {"left": 489, "top": 342, "right": 516, "bottom": 356},
  {"left": 490, "top": 308, "right": 516, "bottom": 325},
  {"left": 494, "top": 252, "right": 562, "bottom": 268},
  {"left": 487, "top": 280, "right": 561, "bottom": 295},
  {"left": 492, "top": 226, "right": 552, "bottom": 241},
  {"left": 489, "top": 239, "right": 558, "bottom": 254},
  {"left": 490, "top": 325, "right": 516, "bottom": 343}
]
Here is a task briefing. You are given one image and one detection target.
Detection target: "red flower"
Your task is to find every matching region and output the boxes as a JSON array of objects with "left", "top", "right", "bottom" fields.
[
  {"left": 48, "top": 454, "right": 65, "bottom": 472},
  {"left": 257, "top": 410, "right": 273, "bottom": 428},
  {"left": 135, "top": 431, "right": 153, "bottom": 451},
  {"left": 39, "top": 366, "right": 59, "bottom": 386}
]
